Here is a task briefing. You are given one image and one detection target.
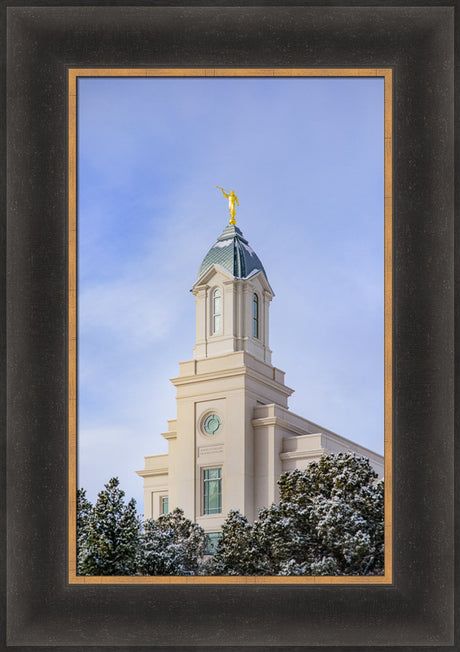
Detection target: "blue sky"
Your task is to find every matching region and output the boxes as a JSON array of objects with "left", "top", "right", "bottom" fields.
[{"left": 77, "top": 76, "right": 384, "bottom": 513}]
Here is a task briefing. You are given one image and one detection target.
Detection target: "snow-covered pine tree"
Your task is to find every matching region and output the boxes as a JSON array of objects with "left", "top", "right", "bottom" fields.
[
  {"left": 207, "top": 453, "right": 384, "bottom": 576},
  {"left": 205, "top": 509, "right": 260, "bottom": 575},
  {"left": 275, "top": 454, "right": 384, "bottom": 575},
  {"left": 76, "top": 487, "right": 93, "bottom": 574},
  {"left": 78, "top": 477, "right": 141, "bottom": 576},
  {"left": 138, "top": 508, "right": 206, "bottom": 575}
]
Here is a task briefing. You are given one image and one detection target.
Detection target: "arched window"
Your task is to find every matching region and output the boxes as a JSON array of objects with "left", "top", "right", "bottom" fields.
[
  {"left": 253, "top": 293, "right": 259, "bottom": 338},
  {"left": 212, "top": 288, "right": 222, "bottom": 334}
]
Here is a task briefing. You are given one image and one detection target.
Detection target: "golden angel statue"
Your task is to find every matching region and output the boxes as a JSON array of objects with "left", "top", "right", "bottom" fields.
[{"left": 216, "top": 186, "right": 239, "bottom": 225}]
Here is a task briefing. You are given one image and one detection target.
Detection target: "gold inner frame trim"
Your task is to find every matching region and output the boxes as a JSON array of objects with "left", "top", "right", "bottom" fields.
[{"left": 68, "top": 68, "right": 393, "bottom": 585}]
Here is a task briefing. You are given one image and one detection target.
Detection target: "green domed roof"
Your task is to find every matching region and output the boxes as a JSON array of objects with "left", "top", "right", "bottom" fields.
[{"left": 197, "top": 224, "right": 268, "bottom": 282}]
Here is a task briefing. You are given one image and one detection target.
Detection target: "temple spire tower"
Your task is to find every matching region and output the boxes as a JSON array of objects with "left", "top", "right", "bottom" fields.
[
  {"left": 163, "top": 200, "right": 292, "bottom": 527},
  {"left": 192, "top": 220, "right": 274, "bottom": 364}
]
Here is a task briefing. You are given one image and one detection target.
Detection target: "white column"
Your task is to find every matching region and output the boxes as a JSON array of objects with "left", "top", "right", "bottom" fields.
[
  {"left": 223, "top": 281, "right": 234, "bottom": 340},
  {"left": 236, "top": 280, "right": 243, "bottom": 350},
  {"left": 242, "top": 285, "right": 249, "bottom": 341},
  {"left": 263, "top": 290, "right": 271, "bottom": 363},
  {"left": 193, "top": 285, "right": 208, "bottom": 360}
]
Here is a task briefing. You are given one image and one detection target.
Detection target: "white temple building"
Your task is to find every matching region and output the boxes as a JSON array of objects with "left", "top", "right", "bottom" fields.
[{"left": 137, "top": 218, "right": 383, "bottom": 548}]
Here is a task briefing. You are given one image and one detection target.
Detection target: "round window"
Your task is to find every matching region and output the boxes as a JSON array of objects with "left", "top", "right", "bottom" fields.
[{"left": 202, "top": 413, "right": 222, "bottom": 436}]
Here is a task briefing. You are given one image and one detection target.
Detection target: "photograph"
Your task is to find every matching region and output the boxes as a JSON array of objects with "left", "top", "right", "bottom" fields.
[{"left": 72, "top": 70, "right": 390, "bottom": 580}]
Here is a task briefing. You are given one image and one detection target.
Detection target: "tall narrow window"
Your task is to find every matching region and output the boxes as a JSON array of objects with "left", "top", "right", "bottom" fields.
[
  {"left": 253, "top": 293, "right": 259, "bottom": 338},
  {"left": 160, "top": 496, "right": 169, "bottom": 515},
  {"left": 212, "top": 288, "right": 222, "bottom": 334},
  {"left": 203, "top": 467, "right": 222, "bottom": 515}
]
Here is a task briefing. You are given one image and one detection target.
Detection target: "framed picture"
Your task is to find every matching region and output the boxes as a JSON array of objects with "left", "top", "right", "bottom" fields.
[
  {"left": 69, "top": 68, "right": 391, "bottom": 585},
  {"left": 5, "top": 3, "right": 455, "bottom": 648}
]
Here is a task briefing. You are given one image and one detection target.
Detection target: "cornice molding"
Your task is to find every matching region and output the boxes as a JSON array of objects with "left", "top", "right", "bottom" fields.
[
  {"left": 279, "top": 448, "right": 325, "bottom": 461},
  {"left": 171, "top": 365, "right": 293, "bottom": 398},
  {"left": 161, "top": 431, "right": 177, "bottom": 441},
  {"left": 135, "top": 468, "right": 168, "bottom": 478},
  {"left": 252, "top": 416, "right": 317, "bottom": 437}
]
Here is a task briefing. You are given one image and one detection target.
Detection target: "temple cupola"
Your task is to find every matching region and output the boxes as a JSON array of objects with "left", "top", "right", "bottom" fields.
[{"left": 192, "top": 219, "right": 274, "bottom": 364}]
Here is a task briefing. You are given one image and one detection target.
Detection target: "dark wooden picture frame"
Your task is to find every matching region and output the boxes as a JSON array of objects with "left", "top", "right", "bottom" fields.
[{"left": 4, "top": 3, "right": 455, "bottom": 648}]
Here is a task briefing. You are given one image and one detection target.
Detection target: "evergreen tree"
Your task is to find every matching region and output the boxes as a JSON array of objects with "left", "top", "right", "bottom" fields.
[
  {"left": 76, "top": 487, "right": 93, "bottom": 574},
  {"left": 138, "top": 508, "right": 206, "bottom": 575},
  {"left": 206, "top": 510, "right": 259, "bottom": 575},
  {"left": 275, "top": 454, "right": 384, "bottom": 575},
  {"left": 78, "top": 477, "right": 141, "bottom": 575},
  {"left": 207, "top": 454, "right": 384, "bottom": 576}
]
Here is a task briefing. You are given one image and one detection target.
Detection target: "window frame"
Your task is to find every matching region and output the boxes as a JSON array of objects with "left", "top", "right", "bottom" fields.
[
  {"left": 211, "top": 287, "right": 223, "bottom": 335},
  {"left": 253, "top": 292, "right": 259, "bottom": 338},
  {"left": 202, "top": 466, "right": 222, "bottom": 515},
  {"left": 160, "top": 495, "right": 169, "bottom": 515}
]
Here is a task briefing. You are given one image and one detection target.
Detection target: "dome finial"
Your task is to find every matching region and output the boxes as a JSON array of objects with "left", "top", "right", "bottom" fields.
[{"left": 216, "top": 186, "right": 239, "bottom": 225}]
